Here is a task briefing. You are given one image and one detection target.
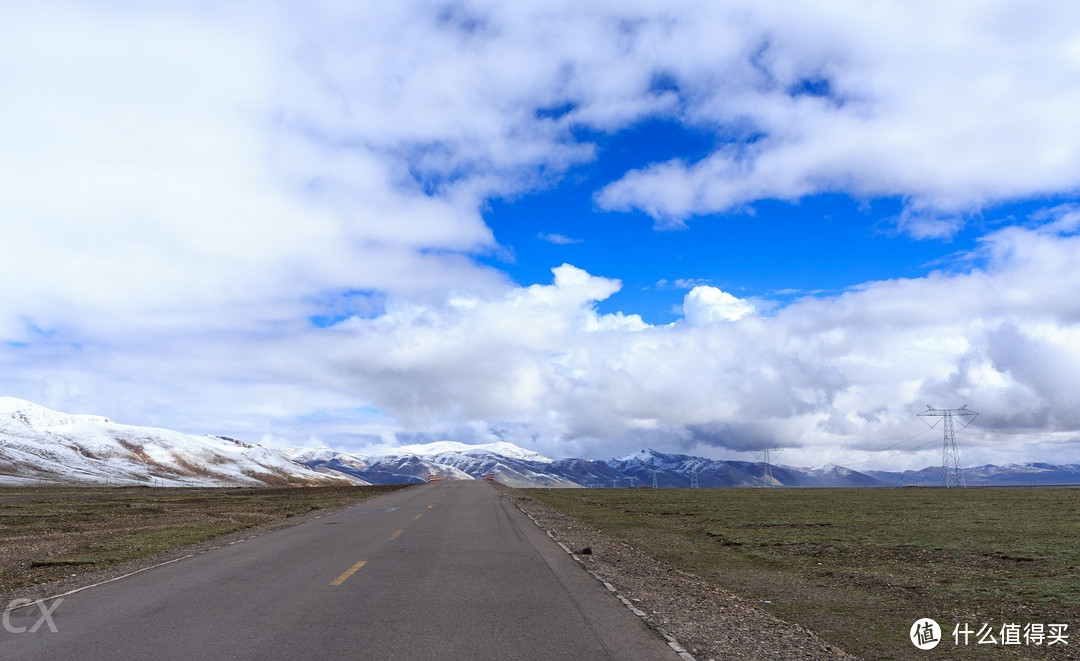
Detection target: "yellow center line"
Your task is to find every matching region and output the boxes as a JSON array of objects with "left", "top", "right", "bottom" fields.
[
  {"left": 413, "top": 513, "right": 423, "bottom": 521},
  {"left": 330, "top": 560, "right": 367, "bottom": 586},
  {"left": 388, "top": 529, "right": 404, "bottom": 541}
]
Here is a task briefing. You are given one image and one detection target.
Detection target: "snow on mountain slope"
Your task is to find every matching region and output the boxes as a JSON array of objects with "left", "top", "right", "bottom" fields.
[
  {"left": 614, "top": 448, "right": 672, "bottom": 465},
  {"left": 0, "top": 398, "right": 360, "bottom": 487},
  {"left": 866, "top": 463, "right": 1080, "bottom": 486},
  {"left": 6, "top": 398, "right": 1074, "bottom": 489},
  {"left": 288, "top": 441, "right": 576, "bottom": 487},
  {"left": 393, "top": 440, "right": 554, "bottom": 463},
  {"left": 805, "top": 464, "right": 859, "bottom": 478},
  {"left": 0, "top": 396, "right": 112, "bottom": 428},
  {"left": 605, "top": 449, "right": 886, "bottom": 487},
  {"left": 296, "top": 443, "right": 1080, "bottom": 489}
]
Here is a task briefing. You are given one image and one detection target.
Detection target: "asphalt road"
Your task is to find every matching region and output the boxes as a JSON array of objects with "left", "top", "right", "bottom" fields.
[{"left": 1, "top": 481, "right": 678, "bottom": 660}]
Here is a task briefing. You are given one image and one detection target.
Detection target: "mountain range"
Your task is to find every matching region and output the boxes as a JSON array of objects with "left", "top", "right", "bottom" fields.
[
  {"left": 0, "top": 397, "right": 359, "bottom": 487},
  {"left": 3, "top": 398, "right": 1079, "bottom": 488}
]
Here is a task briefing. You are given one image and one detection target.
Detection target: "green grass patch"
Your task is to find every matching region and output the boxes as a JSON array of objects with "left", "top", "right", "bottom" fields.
[
  {"left": 527, "top": 486, "right": 1080, "bottom": 660},
  {"left": 33, "top": 524, "right": 255, "bottom": 568}
]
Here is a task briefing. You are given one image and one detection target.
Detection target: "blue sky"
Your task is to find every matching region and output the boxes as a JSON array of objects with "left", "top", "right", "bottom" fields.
[
  {"left": 3, "top": 1, "right": 1080, "bottom": 469},
  {"left": 481, "top": 115, "right": 1004, "bottom": 324},
  {"left": 486, "top": 180, "right": 950, "bottom": 327}
]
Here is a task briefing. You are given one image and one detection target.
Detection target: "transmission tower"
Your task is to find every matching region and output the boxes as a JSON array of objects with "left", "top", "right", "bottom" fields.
[
  {"left": 917, "top": 404, "right": 979, "bottom": 488},
  {"left": 758, "top": 448, "right": 779, "bottom": 487},
  {"left": 652, "top": 471, "right": 658, "bottom": 489},
  {"left": 690, "top": 468, "right": 699, "bottom": 489}
]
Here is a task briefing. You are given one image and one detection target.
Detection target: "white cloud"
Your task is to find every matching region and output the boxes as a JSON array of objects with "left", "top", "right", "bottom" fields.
[
  {"left": 1033, "top": 204, "right": 1080, "bottom": 235},
  {"left": 539, "top": 233, "right": 582, "bottom": 245},
  {"left": 4, "top": 224, "right": 1078, "bottom": 468},
  {"left": 593, "top": 1, "right": 1080, "bottom": 233},
  {"left": 655, "top": 278, "right": 712, "bottom": 290},
  {"left": 223, "top": 225, "right": 1076, "bottom": 467},
  {"left": 2, "top": 2, "right": 1080, "bottom": 469},
  {"left": 6, "top": 0, "right": 1079, "bottom": 336},
  {"left": 0, "top": 2, "right": 509, "bottom": 343},
  {"left": 682, "top": 286, "right": 755, "bottom": 325}
]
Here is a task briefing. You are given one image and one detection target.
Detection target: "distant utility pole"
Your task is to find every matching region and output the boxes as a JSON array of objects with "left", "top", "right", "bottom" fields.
[
  {"left": 612, "top": 478, "right": 618, "bottom": 489},
  {"left": 918, "top": 404, "right": 979, "bottom": 488}
]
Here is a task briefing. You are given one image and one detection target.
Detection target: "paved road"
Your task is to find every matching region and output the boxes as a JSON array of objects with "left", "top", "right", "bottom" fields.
[{"left": 1, "top": 481, "right": 677, "bottom": 660}]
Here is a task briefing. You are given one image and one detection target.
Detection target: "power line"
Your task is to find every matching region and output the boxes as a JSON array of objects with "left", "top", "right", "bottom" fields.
[{"left": 835, "top": 426, "right": 937, "bottom": 468}]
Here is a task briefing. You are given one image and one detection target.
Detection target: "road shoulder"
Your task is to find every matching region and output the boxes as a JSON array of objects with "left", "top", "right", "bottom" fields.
[{"left": 496, "top": 485, "right": 853, "bottom": 661}]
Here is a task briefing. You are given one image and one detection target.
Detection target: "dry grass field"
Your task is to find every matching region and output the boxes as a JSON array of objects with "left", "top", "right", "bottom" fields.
[
  {"left": 0, "top": 485, "right": 410, "bottom": 596},
  {"left": 3, "top": 483, "right": 1076, "bottom": 658},
  {"left": 527, "top": 486, "right": 1080, "bottom": 660}
]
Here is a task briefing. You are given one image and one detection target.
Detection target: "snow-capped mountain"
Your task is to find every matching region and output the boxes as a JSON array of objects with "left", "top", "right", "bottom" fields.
[
  {"left": 866, "top": 463, "right": 1080, "bottom": 487},
  {"left": 605, "top": 448, "right": 760, "bottom": 487},
  {"left": 288, "top": 442, "right": 576, "bottom": 488},
  {"left": 800, "top": 463, "right": 883, "bottom": 487},
  {"left": 394, "top": 440, "right": 554, "bottom": 463},
  {"left": 596, "top": 448, "right": 872, "bottom": 488},
  {"left": 0, "top": 398, "right": 360, "bottom": 487},
  {"left": 5, "top": 398, "right": 1079, "bottom": 489},
  {"left": 289, "top": 444, "right": 886, "bottom": 488}
]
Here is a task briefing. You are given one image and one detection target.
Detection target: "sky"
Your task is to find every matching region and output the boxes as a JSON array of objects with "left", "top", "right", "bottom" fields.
[{"left": 3, "top": 1, "right": 1080, "bottom": 470}]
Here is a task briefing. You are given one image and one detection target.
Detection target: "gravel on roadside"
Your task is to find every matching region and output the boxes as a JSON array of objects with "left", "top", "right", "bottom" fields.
[{"left": 496, "top": 484, "right": 856, "bottom": 661}]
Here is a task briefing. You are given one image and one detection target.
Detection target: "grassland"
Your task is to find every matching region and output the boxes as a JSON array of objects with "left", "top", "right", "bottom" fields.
[
  {"left": 0, "top": 484, "right": 410, "bottom": 595},
  {"left": 527, "top": 486, "right": 1080, "bottom": 660}
]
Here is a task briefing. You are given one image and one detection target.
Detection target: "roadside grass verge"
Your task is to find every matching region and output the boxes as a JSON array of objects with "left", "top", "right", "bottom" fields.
[
  {"left": 27, "top": 524, "right": 254, "bottom": 568},
  {"left": 0, "top": 485, "right": 410, "bottom": 594},
  {"left": 526, "top": 486, "right": 1080, "bottom": 660}
]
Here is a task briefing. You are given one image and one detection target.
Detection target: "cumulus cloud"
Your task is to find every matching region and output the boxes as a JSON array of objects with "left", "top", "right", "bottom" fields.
[
  {"left": 2, "top": 2, "right": 1080, "bottom": 469},
  {"left": 227, "top": 223, "right": 1076, "bottom": 468},
  {"left": 0, "top": 2, "right": 509, "bottom": 343},
  {"left": 4, "top": 222, "right": 1078, "bottom": 469},
  {"left": 6, "top": 0, "right": 1080, "bottom": 333},
  {"left": 682, "top": 286, "right": 756, "bottom": 325},
  {"left": 593, "top": 1, "right": 1080, "bottom": 232}
]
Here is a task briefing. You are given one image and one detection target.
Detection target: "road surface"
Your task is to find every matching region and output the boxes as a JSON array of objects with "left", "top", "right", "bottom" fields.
[{"left": 2, "top": 480, "right": 678, "bottom": 660}]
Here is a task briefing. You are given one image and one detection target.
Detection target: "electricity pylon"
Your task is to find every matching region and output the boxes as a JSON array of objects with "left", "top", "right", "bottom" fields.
[
  {"left": 758, "top": 448, "right": 780, "bottom": 487},
  {"left": 917, "top": 405, "right": 979, "bottom": 487}
]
